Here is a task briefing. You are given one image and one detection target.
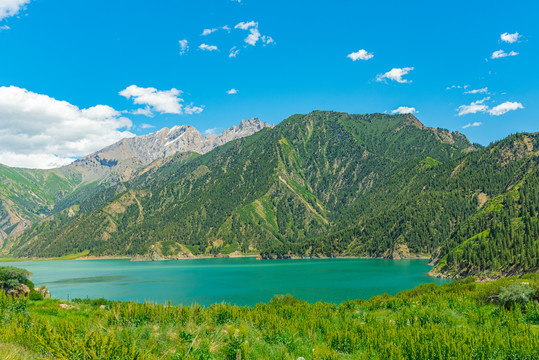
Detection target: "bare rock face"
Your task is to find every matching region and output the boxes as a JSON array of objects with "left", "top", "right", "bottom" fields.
[
  {"left": 37, "top": 286, "right": 50, "bottom": 299},
  {"left": 68, "top": 117, "right": 272, "bottom": 184}
]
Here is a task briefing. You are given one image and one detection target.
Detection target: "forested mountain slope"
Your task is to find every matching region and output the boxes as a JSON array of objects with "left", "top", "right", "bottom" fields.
[
  {"left": 6, "top": 111, "right": 538, "bottom": 278},
  {"left": 8, "top": 111, "right": 473, "bottom": 257},
  {"left": 0, "top": 118, "right": 270, "bottom": 247}
]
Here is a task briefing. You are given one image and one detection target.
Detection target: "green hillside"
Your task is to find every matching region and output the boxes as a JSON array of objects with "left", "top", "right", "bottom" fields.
[
  {"left": 8, "top": 112, "right": 474, "bottom": 257},
  {"left": 4, "top": 111, "right": 538, "bottom": 279}
]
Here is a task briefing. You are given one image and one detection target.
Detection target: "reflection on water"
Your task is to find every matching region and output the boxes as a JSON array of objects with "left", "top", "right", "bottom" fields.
[{"left": 48, "top": 275, "right": 127, "bottom": 284}]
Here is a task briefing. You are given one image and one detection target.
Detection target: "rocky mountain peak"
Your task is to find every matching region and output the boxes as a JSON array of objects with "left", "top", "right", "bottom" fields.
[{"left": 69, "top": 117, "right": 273, "bottom": 184}]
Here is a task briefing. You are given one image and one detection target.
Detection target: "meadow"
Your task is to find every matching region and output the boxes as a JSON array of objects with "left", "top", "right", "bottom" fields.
[{"left": 0, "top": 274, "right": 538, "bottom": 359}]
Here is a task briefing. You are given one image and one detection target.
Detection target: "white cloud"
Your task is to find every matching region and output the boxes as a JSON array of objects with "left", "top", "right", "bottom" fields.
[
  {"left": 391, "top": 106, "right": 417, "bottom": 114},
  {"left": 119, "top": 85, "right": 203, "bottom": 115},
  {"left": 245, "top": 27, "right": 260, "bottom": 46},
  {"left": 234, "top": 21, "right": 273, "bottom": 47},
  {"left": 235, "top": 21, "right": 257, "bottom": 30},
  {"left": 0, "top": 25, "right": 9, "bottom": 31},
  {"left": 464, "top": 87, "right": 488, "bottom": 94},
  {"left": 202, "top": 28, "right": 218, "bottom": 36},
  {"left": 261, "top": 35, "right": 274, "bottom": 45},
  {"left": 376, "top": 67, "right": 414, "bottom": 83},
  {"left": 129, "top": 107, "right": 153, "bottom": 117},
  {"left": 457, "top": 97, "right": 490, "bottom": 116},
  {"left": 456, "top": 98, "right": 523, "bottom": 116},
  {"left": 199, "top": 43, "right": 218, "bottom": 51},
  {"left": 462, "top": 122, "right": 482, "bottom": 129},
  {"left": 347, "top": 49, "right": 374, "bottom": 61},
  {"left": 179, "top": 40, "right": 189, "bottom": 55},
  {"left": 491, "top": 50, "right": 518, "bottom": 59},
  {"left": 0, "top": 0, "right": 30, "bottom": 22},
  {"left": 140, "top": 123, "right": 155, "bottom": 129},
  {"left": 488, "top": 101, "right": 524, "bottom": 116},
  {"left": 229, "top": 47, "right": 240, "bottom": 58},
  {"left": 0, "top": 86, "right": 134, "bottom": 169},
  {"left": 501, "top": 32, "right": 520, "bottom": 43},
  {"left": 204, "top": 128, "right": 223, "bottom": 135},
  {"left": 226, "top": 88, "right": 238, "bottom": 95},
  {"left": 447, "top": 85, "right": 469, "bottom": 90}
]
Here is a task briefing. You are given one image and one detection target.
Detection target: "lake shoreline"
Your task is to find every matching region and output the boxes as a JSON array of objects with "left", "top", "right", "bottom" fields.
[{"left": 1, "top": 253, "right": 431, "bottom": 262}]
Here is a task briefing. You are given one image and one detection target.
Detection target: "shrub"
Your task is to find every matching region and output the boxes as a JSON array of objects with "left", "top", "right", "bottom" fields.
[
  {"left": 28, "top": 291, "right": 44, "bottom": 301},
  {"left": 499, "top": 283, "right": 536, "bottom": 308},
  {"left": 0, "top": 267, "right": 32, "bottom": 292}
]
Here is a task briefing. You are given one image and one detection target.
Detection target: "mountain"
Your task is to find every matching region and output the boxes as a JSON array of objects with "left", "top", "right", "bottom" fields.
[
  {"left": 6, "top": 111, "right": 473, "bottom": 255},
  {"left": 0, "top": 117, "right": 272, "bottom": 246},
  {"left": 69, "top": 117, "right": 273, "bottom": 184},
  {"left": 4, "top": 111, "right": 538, "bottom": 279}
]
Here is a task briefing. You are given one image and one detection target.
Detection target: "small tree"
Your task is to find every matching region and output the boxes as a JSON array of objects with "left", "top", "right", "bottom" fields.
[
  {"left": 0, "top": 267, "right": 32, "bottom": 292},
  {"left": 499, "top": 283, "right": 537, "bottom": 308}
]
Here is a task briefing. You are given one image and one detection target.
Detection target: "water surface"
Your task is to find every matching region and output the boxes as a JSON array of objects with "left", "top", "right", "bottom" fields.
[{"left": 0, "top": 257, "right": 449, "bottom": 306}]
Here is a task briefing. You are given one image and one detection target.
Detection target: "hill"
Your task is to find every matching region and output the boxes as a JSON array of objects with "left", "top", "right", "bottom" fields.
[
  {"left": 0, "top": 118, "right": 271, "bottom": 248},
  {"left": 4, "top": 111, "right": 538, "bottom": 278}
]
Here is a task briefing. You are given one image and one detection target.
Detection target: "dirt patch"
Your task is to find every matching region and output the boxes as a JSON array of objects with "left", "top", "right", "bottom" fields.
[{"left": 477, "top": 192, "right": 488, "bottom": 209}]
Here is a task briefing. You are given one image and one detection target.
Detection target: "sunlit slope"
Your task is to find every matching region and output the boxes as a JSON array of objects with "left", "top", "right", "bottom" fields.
[{"left": 10, "top": 111, "right": 478, "bottom": 259}]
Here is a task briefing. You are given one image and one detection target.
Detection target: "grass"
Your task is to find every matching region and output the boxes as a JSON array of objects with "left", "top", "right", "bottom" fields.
[
  {"left": 0, "top": 250, "right": 90, "bottom": 263},
  {"left": 0, "top": 274, "right": 538, "bottom": 359},
  {"left": 0, "top": 342, "right": 46, "bottom": 360}
]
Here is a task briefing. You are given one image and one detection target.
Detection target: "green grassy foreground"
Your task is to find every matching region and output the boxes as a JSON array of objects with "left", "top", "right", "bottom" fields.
[{"left": 0, "top": 275, "right": 538, "bottom": 360}]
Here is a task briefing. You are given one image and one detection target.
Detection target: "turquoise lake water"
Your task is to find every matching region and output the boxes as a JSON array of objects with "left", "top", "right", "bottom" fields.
[{"left": 0, "top": 257, "right": 450, "bottom": 306}]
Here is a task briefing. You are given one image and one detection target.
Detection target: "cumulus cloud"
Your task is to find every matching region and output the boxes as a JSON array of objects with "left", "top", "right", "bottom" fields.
[
  {"left": 491, "top": 50, "right": 518, "bottom": 59},
  {"left": 488, "top": 101, "right": 524, "bottom": 116},
  {"left": 129, "top": 107, "right": 153, "bottom": 117},
  {"left": 457, "top": 97, "right": 490, "bottom": 116},
  {"left": 229, "top": 47, "right": 240, "bottom": 58},
  {"left": 501, "top": 32, "right": 520, "bottom": 43},
  {"left": 0, "top": 86, "right": 134, "bottom": 169},
  {"left": 235, "top": 21, "right": 257, "bottom": 30},
  {"left": 462, "top": 122, "right": 482, "bottom": 129},
  {"left": 464, "top": 87, "right": 488, "bottom": 94},
  {"left": 391, "top": 106, "right": 417, "bottom": 114},
  {"left": 199, "top": 43, "right": 218, "bottom": 51},
  {"left": 376, "top": 67, "right": 414, "bottom": 83},
  {"left": 245, "top": 27, "right": 260, "bottom": 46},
  {"left": 179, "top": 40, "right": 189, "bottom": 55},
  {"left": 119, "top": 85, "right": 203, "bottom": 115},
  {"left": 226, "top": 88, "right": 238, "bottom": 95},
  {"left": 234, "top": 21, "right": 272, "bottom": 47},
  {"left": 347, "top": 49, "right": 374, "bottom": 61},
  {"left": 0, "top": 0, "right": 30, "bottom": 22},
  {"left": 457, "top": 98, "right": 523, "bottom": 116},
  {"left": 202, "top": 28, "right": 218, "bottom": 36}
]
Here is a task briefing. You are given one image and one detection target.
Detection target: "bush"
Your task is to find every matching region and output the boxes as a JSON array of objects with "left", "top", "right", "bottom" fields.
[
  {"left": 28, "top": 291, "right": 44, "bottom": 301},
  {"left": 499, "top": 283, "right": 536, "bottom": 308},
  {"left": 0, "top": 267, "right": 32, "bottom": 292}
]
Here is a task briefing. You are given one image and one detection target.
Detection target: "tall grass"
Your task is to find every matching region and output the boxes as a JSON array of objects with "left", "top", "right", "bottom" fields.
[{"left": 0, "top": 275, "right": 538, "bottom": 359}]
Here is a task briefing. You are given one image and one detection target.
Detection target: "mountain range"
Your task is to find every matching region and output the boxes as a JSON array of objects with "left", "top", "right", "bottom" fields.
[
  {"left": 0, "top": 111, "right": 537, "bottom": 279},
  {"left": 0, "top": 117, "right": 272, "bottom": 243}
]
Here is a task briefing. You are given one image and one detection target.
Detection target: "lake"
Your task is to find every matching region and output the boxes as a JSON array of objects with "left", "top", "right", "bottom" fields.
[{"left": 0, "top": 257, "right": 450, "bottom": 306}]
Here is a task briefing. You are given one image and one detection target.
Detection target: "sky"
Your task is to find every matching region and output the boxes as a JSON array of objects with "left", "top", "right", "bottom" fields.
[{"left": 0, "top": 0, "right": 538, "bottom": 168}]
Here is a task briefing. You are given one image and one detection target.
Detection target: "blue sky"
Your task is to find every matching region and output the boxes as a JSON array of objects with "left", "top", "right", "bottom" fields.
[{"left": 0, "top": 0, "right": 538, "bottom": 168}]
